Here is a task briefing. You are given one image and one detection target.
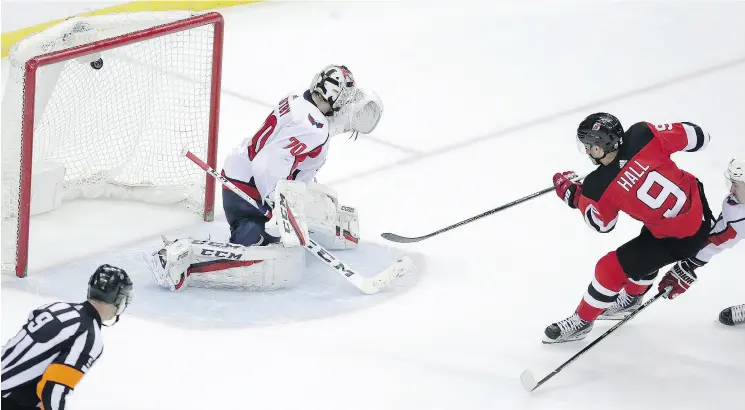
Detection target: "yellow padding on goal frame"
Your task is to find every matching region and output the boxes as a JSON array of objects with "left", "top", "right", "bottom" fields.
[{"left": 1, "top": 1, "right": 263, "bottom": 58}]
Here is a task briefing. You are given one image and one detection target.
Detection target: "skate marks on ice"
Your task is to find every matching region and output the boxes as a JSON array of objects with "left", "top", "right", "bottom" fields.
[{"left": 4, "top": 229, "right": 424, "bottom": 329}]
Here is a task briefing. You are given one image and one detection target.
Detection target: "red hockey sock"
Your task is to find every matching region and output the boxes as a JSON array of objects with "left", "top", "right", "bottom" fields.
[
  {"left": 625, "top": 283, "right": 651, "bottom": 296},
  {"left": 576, "top": 251, "right": 628, "bottom": 322},
  {"left": 624, "top": 270, "right": 656, "bottom": 296}
]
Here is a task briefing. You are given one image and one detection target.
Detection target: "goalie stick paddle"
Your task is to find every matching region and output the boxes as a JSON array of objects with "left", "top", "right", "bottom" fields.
[
  {"left": 520, "top": 287, "right": 670, "bottom": 393},
  {"left": 381, "top": 174, "right": 586, "bottom": 243},
  {"left": 184, "top": 149, "right": 413, "bottom": 295},
  {"left": 304, "top": 239, "right": 413, "bottom": 295}
]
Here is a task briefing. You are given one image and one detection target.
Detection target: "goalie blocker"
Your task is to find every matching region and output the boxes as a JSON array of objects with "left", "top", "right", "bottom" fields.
[{"left": 145, "top": 181, "right": 360, "bottom": 291}]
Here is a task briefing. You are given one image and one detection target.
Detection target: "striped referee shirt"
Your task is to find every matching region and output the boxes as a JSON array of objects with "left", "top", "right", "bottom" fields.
[{"left": 2, "top": 301, "right": 103, "bottom": 410}]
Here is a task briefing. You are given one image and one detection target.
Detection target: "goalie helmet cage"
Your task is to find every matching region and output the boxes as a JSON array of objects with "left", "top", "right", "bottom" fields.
[{"left": 1, "top": 11, "right": 224, "bottom": 278}]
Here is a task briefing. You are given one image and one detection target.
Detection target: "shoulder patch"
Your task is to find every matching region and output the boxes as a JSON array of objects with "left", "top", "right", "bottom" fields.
[{"left": 308, "top": 114, "right": 324, "bottom": 129}]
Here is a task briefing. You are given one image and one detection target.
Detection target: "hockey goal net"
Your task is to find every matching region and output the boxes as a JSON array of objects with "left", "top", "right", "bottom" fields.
[{"left": 1, "top": 11, "right": 224, "bottom": 278}]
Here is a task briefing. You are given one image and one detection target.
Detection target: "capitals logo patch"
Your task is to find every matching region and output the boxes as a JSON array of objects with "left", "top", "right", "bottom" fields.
[
  {"left": 308, "top": 114, "right": 324, "bottom": 129},
  {"left": 339, "top": 65, "right": 355, "bottom": 86}
]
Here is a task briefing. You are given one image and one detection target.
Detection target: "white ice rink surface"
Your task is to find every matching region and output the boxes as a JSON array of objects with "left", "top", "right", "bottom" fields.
[{"left": 2, "top": 2, "right": 745, "bottom": 409}]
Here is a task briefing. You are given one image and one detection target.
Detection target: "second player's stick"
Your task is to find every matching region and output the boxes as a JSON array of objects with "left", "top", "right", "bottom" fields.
[
  {"left": 381, "top": 174, "right": 586, "bottom": 243},
  {"left": 520, "top": 287, "right": 670, "bottom": 392}
]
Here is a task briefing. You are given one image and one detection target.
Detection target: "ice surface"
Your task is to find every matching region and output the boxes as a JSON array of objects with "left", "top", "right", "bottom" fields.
[{"left": 2, "top": 2, "right": 745, "bottom": 410}]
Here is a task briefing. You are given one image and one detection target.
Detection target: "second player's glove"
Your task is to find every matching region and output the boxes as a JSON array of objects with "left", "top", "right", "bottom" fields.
[
  {"left": 553, "top": 171, "right": 581, "bottom": 209},
  {"left": 658, "top": 258, "right": 704, "bottom": 299}
]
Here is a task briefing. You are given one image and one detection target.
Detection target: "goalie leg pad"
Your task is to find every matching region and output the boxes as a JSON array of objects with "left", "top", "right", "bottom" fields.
[
  {"left": 304, "top": 183, "right": 339, "bottom": 237},
  {"left": 273, "top": 180, "right": 310, "bottom": 248},
  {"left": 304, "top": 182, "right": 360, "bottom": 250},
  {"left": 188, "top": 239, "right": 305, "bottom": 291}
]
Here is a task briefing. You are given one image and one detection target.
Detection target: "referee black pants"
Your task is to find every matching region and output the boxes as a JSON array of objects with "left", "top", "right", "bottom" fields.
[{"left": 2, "top": 397, "right": 40, "bottom": 410}]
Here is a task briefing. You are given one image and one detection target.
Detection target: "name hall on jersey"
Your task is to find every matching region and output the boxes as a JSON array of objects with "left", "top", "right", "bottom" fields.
[{"left": 617, "top": 160, "right": 650, "bottom": 192}]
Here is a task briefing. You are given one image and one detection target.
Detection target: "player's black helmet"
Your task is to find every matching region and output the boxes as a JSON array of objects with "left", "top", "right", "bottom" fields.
[
  {"left": 88, "top": 264, "right": 133, "bottom": 325},
  {"left": 577, "top": 112, "right": 624, "bottom": 154}
]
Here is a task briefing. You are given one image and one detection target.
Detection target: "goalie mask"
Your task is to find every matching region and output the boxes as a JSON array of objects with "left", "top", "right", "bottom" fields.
[{"left": 311, "top": 64, "right": 355, "bottom": 116}]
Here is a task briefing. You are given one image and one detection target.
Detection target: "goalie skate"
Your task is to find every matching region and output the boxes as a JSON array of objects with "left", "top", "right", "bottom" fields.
[
  {"left": 144, "top": 237, "right": 193, "bottom": 291},
  {"left": 597, "top": 289, "right": 644, "bottom": 320},
  {"left": 543, "top": 313, "right": 593, "bottom": 344}
]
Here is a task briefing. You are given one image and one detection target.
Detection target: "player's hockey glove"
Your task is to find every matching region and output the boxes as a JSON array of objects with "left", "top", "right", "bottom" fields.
[
  {"left": 553, "top": 171, "right": 581, "bottom": 209},
  {"left": 658, "top": 258, "right": 705, "bottom": 299}
]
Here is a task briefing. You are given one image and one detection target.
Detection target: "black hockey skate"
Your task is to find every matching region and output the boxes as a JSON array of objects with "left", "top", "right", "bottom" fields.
[
  {"left": 719, "top": 304, "right": 745, "bottom": 326},
  {"left": 543, "top": 313, "right": 594, "bottom": 344},
  {"left": 598, "top": 289, "right": 644, "bottom": 320}
]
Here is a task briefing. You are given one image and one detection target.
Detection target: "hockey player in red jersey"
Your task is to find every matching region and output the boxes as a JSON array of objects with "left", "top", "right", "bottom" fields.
[
  {"left": 545, "top": 112, "right": 714, "bottom": 343},
  {"left": 657, "top": 156, "right": 745, "bottom": 326}
]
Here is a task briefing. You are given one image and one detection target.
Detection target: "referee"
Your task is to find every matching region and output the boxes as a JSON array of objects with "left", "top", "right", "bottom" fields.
[{"left": 2, "top": 264, "right": 133, "bottom": 410}]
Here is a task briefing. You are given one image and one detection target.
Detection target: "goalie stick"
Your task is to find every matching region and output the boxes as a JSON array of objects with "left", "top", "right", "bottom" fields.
[
  {"left": 381, "top": 174, "right": 587, "bottom": 243},
  {"left": 183, "top": 149, "right": 413, "bottom": 295},
  {"left": 520, "top": 287, "right": 670, "bottom": 392}
]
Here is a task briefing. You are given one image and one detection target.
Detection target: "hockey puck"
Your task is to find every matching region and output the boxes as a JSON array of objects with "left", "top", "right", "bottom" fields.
[{"left": 90, "top": 58, "right": 104, "bottom": 70}]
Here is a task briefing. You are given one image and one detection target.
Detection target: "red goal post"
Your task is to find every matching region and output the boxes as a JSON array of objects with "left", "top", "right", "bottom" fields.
[{"left": 1, "top": 12, "right": 224, "bottom": 278}]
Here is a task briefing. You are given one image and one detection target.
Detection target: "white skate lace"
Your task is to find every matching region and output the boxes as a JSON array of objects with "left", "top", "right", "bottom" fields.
[
  {"left": 614, "top": 290, "right": 633, "bottom": 309},
  {"left": 732, "top": 304, "right": 745, "bottom": 324},
  {"left": 557, "top": 314, "right": 586, "bottom": 334}
]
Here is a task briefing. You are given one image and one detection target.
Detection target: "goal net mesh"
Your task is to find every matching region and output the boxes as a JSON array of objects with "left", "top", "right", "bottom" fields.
[{"left": 1, "top": 12, "right": 219, "bottom": 276}]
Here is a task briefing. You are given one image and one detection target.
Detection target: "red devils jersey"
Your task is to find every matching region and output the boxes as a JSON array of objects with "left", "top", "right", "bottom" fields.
[{"left": 578, "top": 121, "right": 711, "bottom": 239}]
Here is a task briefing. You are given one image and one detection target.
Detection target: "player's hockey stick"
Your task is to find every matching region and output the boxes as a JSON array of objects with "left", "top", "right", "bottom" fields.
[
  {"left": 381, "top": 174, "right": 587, "bottom": 243},
  {"left": 184, "top": 149, "right": 413, "bottom": 295},
  {"left": 520, "top": 287, "right": 670, "bottom": 392}
]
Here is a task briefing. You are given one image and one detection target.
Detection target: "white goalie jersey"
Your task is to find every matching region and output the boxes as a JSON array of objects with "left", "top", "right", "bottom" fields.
[
  {"left": 222, "top": 91, "right": 331, "bottom": 203},
  {"left": 222, "top": 87, "right": 383, "bottom": 204},
  {"left": 694, "top": 194, "right": 745, "bottom": 263}
]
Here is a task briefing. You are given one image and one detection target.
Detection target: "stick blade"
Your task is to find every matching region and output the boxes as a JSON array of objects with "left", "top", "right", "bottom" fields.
[
  {"left": 360, "top": 256, "right": 415, "bottom": 294},
  {"left": 520, "top": 370, "right": 538, "bottom": 392},
  {"left": 380, "top": 233, "right": 422, "bottom": 243}
]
